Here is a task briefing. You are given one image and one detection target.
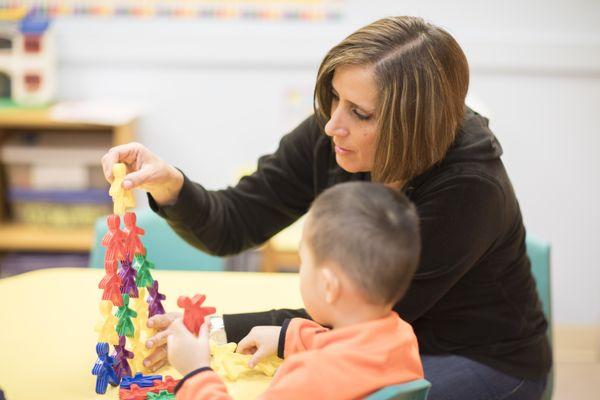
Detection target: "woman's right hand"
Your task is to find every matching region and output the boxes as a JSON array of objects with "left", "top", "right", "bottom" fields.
[
  {"left": 101, "top": 142, "right": 184, "bottom": 206},
  {"left": 143, "top": 312, "right": 182, "bottom": 372}
]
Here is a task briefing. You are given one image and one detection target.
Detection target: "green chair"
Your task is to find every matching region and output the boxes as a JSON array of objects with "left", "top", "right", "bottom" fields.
[
  {"left": 365, "top": 379, "right": 431, "bottom": 400},
  {"left": 89, "top": 208, "right": 223, "bottom": 271},
  {"left": 525, "top": 234, "right": 553, "bottom": 400}
]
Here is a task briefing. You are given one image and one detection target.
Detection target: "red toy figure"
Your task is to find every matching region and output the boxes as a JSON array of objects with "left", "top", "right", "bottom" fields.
[
  {"left": 104, "top": 258, "right": 118, "bottom": 275},
  {"left": 99, "top": 272, "right": 123, "bottom": 307},
  {"left": 124, "top": 212, "right": 146, "bottom": 257},
  {"left": 119, "top": 384, "right": 148, "bottom": 400},
  {"left": 102, "top": 214, "right": 127, "bottom": 262},
  {"left": 118, "top": 377, "right": 180, "bottom": 400},
  {"left": 156, "top": 376, "right": 179, "bottom": 392},
  {"left": 177, "top": 294, "right": 216, "bottom": 336}
]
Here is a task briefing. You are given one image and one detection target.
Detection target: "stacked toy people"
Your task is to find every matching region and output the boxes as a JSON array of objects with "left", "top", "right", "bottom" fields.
[{"left": 93, "top": 163, "right": 166, "bottom": 394}]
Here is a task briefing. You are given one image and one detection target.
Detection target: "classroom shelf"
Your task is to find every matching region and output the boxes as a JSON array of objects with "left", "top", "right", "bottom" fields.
[
  {"left": 0, "top": 223, "right": 94, "bottom": 252},
  {"left": 0, "top": 104, "right": 136, "bottom": 255}
]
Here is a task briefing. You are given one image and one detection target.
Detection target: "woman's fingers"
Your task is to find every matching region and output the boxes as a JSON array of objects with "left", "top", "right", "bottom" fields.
[
  {"left": 123, "top": 165, "right": 152, "bottom": 190},
  {"left": 100, "top": 142, "right": 145, "bottom": 182}
]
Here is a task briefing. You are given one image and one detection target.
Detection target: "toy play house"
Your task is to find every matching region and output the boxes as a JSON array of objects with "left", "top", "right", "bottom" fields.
[{"left": 0, "top": 8, "right": 55, "bottom": 106}]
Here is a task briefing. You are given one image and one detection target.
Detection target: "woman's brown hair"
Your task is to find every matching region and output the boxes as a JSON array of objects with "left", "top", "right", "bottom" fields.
[{"left": 314, "top": 16, "right": 469, "bottom": 185}]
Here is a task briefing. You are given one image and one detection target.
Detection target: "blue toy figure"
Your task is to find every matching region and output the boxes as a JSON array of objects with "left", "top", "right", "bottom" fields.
[
  {"left": 120, "top": 372, "right": 163, "bottom": 389},
  {"left": 92, "top": 342, "right": 121, "bottom": 394}
]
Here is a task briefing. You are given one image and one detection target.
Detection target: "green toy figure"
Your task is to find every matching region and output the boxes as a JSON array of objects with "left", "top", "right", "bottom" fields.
[
  {"left": 115, "top": 294, "right": 137, "bottom": 337},
  {"left": 147, "top": 391, "right": 175, "bottom": 400},
  {"left": 133, "top": 253, "right": 155, "bottom": 288}
]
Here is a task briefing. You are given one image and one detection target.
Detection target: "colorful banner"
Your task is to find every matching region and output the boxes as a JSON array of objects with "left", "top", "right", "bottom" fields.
[{"left": 0, "top": 1, "right": 345, "bottom": 22}]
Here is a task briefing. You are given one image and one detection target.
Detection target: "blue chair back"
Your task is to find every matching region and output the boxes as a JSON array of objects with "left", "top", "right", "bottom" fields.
[
  {"left": 525, "top": 234, "right": 553, "bottom": 400},
  {"left": 89, "top": 208, "right": 223, "bottom": 271},
  {"left": 365, "top": 379, "right": 431, "bottom": 400}
]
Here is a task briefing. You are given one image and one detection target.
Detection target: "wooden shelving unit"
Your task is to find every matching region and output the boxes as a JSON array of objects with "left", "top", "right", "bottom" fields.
[
  {"left": 0, "top": 106, "right": 135, "bottom": 253},
  {"left": 0, "top": 223, "right": 94, "bottom": 252}
]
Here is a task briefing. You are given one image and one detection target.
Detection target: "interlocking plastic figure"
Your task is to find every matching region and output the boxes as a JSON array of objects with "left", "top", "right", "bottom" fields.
[
  {"left": 110, "top": 163, "right": 135, "bottom": 215},
  {"left": 102, "top": 214, "right": 126, "bottom": 262},
  {"left": 95, "top": 300, "right": 119, "bottom": 345},
  {"left": 133, "top": 253, "right": 155, "bottom": 288},
  {"left": 116, "top": 294, "right": 138, "bottom": 337},
  {"left": 92, "top": 342, "right": 120, "bottom": 394},
  {"left": 124, "top": 211, "right": 146, "bottom": 256}
]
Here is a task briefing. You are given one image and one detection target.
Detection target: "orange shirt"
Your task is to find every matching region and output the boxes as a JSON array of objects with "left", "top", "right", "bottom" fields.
[{"left": 176, "top": 312, "right": 423, "bottom": 400}]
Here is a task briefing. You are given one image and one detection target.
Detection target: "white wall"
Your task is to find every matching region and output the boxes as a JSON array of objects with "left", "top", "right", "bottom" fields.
[{"left": 53, "top": 0, "right": 600, "bottom": 324}]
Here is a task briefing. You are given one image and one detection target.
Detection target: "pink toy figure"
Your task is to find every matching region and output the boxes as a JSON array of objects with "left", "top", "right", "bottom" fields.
[
  {"left": 99, "top": 272, "right": 123, "bottom": 307},
  {"left": 177, "top": 294, "right": 216, "bottom": 336},
  {"left": 147, "top": 280, "right": 166, "bottom": 318},
  {"left": 102, "top": 214, "right": 126, "bottom": 262},
  {"left": 119, "top": 257, "right": 139, "bottom": 298},
  {"left": 113, "top": 335, "right": 134, "bottom": 380},
  {"left": 124, "top": 212, "right": 146, "bottom": 257}
]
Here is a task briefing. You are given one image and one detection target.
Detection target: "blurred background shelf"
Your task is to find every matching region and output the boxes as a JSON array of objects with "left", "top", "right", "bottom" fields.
[
  {"left": 0, "top": 103, "right": 137, "bottom": 276},
  {"left": 0, "top": 222, "right": 93, "bottom": 252}
]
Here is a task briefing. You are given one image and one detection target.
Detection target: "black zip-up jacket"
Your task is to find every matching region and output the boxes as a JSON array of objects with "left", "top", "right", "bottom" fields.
[{"left": 149, "top": 108, "right": 551, "bottom": 380}]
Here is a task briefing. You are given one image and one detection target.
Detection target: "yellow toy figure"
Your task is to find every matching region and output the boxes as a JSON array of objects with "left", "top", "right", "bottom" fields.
[
  {"left": 95, "top": 300, "right": 119, "bottom": 345},
  {"left": 130, "top": 332, "right": 151, "bottom": 374},
  {"left": 210, "top": 341, "right": 281, "bottom": 381},
  {"left": 129, "top": 288, "right": 154, "bottom": 373},
  {"left": 131, "top": 288, "right": 149, "bottom": 335},
  {"left": 109, "top": 163, "right": 135, "bottom": 215}
]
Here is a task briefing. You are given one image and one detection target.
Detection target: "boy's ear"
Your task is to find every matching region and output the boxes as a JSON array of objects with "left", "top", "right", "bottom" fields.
[{"left": 320, "top": 267, "right": 340, "bottom": 304}]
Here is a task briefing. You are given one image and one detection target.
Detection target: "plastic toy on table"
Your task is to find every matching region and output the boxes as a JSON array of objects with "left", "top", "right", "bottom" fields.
[
  {"left": 147, "top": 391, "right": 174, "bottom": 400},
  {"left": 118, "top": 376, "right": 180, "bottom": 400},
  {"left": 115, "top": 294, "right": 138, "bottom": 338},
  {"left": 177, "top": 294, "right": 216, "bottom": 336},
  {"left": 114, "top": 336, "right": 134, "bottom": 380},
  {"left": 147, "top": 280, "right": 166, "bottom": 318},
  {"left": 102, "top": 214, "right": 127, "bottom": 262},
  {"left": 95, "top": 300, "right": 119, "bottom": 345},
  {"left": 110, "top": 163, "right": 136, "bottom": 215},
  {"left": 105, "top": 258, "right": 118, "bottom": 275},
  {"left": 133, "top": 254, "right": 155, "bottom": 288},
  {"left": 120, "top": 373, "right": 162, "bottom": 389},
  {"left": 131, "top": 288, "right": 149, "bottom": 332},
  {"left": 93, "top": 164, "right": 173, "bottom": 395},
  {"left": 92, "top": 342, "right": 121, "bottom": 394},
  {"left": 119, "top": 258, "right": 139, "bottom": 299},
  {"left": 210, "top": 341, "right": 282, "bottom": 381},
  {"left": 124, "top": 211, "right": 146, "bottom": 256},
  {"left": 99, "top": 271, "right": 123, "bottom": 307},
  {"left": 129, "top": 330, "right": 151, "bottom": 374}
]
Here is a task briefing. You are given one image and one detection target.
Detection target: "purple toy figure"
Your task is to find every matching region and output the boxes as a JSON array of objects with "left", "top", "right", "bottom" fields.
[
  {"left": 113, "top": 335, "right": 134, "bottom": 380},
  {"left": 92, "top": 342, "right": 120, "bottom": 394},
  {"left": 147, "top": 280, "right": 166, "bottom": 318},
  {"left": 119, "top": 257, "right": 139, "bottom": 298}
]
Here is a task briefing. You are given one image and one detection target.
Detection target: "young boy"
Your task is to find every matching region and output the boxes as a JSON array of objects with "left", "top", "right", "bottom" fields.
[{"left": 167, "top": 181, "right": 424, "bottom": 399}]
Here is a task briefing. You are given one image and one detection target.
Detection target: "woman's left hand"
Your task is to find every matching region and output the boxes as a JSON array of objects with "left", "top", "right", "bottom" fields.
[{"left": 167, "top": 318, "right": 211, "bottom": 375}]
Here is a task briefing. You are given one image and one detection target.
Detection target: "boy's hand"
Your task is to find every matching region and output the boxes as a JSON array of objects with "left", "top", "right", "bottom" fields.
[
  {"left": 144, "top": 312, "right": 182, "bottom": 371},
  {"left": 167, "top": 318, "right": 211, "bottom": 376},
  {"left": 236, "top": 326, "right": 281, "bottom": 368}
]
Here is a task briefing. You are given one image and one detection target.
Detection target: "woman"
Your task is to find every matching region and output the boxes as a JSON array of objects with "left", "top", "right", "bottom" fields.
[{"left": 102, "top": 16, "right": 550, "bottom": 399}]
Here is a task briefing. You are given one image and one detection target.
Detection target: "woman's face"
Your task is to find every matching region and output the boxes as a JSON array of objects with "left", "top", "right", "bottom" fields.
[{"left": 324, "top": 64, "right": 379, "bottom": 173}]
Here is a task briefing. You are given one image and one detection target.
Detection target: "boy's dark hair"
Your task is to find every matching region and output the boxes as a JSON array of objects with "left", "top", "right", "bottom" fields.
[{"left": 305, "top": 181, "right": 421, "bottom": 305}]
